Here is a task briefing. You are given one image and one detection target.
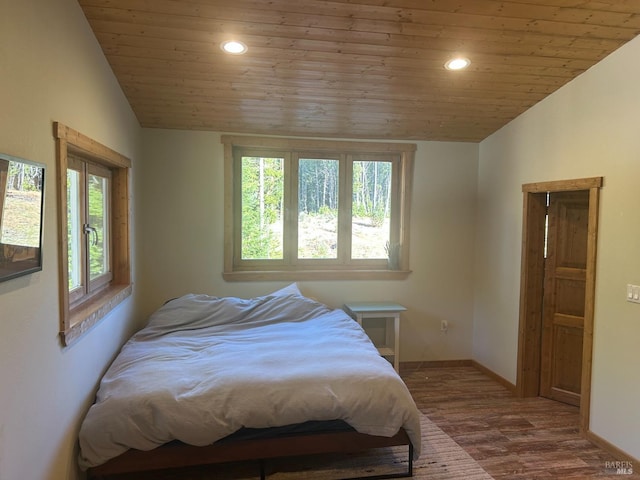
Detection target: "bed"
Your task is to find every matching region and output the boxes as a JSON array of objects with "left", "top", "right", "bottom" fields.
[{"left": 80, "top": 284, "right": 421, "bottom": 479}]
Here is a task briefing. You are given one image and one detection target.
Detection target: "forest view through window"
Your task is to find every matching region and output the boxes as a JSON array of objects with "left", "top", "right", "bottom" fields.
[
  {"left": 241, "top": 156, "right": 392, "bottom": 261},
  {"left": 224, "top": 136, "right": 415, "bottom": 280}
]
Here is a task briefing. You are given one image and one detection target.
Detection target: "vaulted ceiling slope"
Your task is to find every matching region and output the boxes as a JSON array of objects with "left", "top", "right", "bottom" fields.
[{"left": 78, "top": 0, "right": 640, "bottom": 142}]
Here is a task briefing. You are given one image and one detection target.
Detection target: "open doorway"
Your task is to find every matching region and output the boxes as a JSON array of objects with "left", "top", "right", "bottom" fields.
[{"left": 516, "top": 177, "right": 602, "bottom": 432}]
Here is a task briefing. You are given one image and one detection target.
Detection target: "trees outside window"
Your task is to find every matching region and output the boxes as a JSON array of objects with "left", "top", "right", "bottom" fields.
[
  {"left": 66, "top": 155, "right": 112, "bottom": 305},
  {"left": 241, "top": 156, "right": 284, "bottom": 260},
  {"left": 223, "top": 136, "right": 415, "bottom": 281}
]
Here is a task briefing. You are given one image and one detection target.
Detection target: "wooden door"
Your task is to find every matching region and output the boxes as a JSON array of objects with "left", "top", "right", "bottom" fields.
[{"left": 539, "top": 190, "right": 589, "bottom": 406}]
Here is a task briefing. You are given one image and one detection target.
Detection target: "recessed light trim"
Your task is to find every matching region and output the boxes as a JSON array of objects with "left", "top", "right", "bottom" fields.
[
  {"left": 221, "top": 40, "right": 248, "bottom": 55},
  {"left": 444, "top": 57, "right": 470, "bottom": 71}
]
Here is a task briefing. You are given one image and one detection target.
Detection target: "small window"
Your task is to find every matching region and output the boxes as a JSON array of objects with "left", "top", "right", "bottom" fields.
[
  {"left": 67, "top": 156, "right": 113, "bottom": 306},
  {"left": 55, "top": 123, "right": 132, "bottom": 346},
  {"left": 222, "top": 136, "right": 415, "bottom": 281}
]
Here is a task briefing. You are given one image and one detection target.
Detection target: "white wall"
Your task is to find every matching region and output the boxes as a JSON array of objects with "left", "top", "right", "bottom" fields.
[
  {"left": 138, "top": 130, "right": 479, "bottom": 362},
  {"left": 0, "top": 1, "right": 141, "bottom": 479},
  {"left": 474, "top": 36, "right": 640, "bottom": 459}
]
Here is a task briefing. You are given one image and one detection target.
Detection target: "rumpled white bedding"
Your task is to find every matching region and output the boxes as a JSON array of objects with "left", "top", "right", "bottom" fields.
[{"left": 78, "top": 286, "right": 422, "bottom": 470}]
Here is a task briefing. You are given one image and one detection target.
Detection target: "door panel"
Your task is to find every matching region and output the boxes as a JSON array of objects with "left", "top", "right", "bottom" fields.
[
  {"left": 552, "top": 323, "right": 583, "bottom": 394},
  {"left": 555, "top": 278, "right": 586, "bottom": 317},
  {"left": 540, "top": 190, "right": 589, "bottom": 406}
]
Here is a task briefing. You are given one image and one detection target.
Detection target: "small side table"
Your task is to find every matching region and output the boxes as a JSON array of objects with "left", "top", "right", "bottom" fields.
[{"left": 344, "top": 302, "right": 406, "bottom": 372}]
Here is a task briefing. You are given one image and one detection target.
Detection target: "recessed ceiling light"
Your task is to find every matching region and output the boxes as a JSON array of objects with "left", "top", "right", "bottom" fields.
[
  {"left": 444, "top": 57, "right": 471, "bottom": 71},
  {"left": 220, "top": 40, "right": 248, "bottom": 55}
]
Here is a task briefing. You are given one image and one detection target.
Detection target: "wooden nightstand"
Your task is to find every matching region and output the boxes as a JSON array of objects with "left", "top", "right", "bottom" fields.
[{"left": 344, "top": 302, "right": 406, "bottom": 373}]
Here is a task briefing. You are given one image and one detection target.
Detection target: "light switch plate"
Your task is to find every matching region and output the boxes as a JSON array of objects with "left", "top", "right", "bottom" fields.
[{"left": 627, "top": 284, "right": 640, "bottom": 304}]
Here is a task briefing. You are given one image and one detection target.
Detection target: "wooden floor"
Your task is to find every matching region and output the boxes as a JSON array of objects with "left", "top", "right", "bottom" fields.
[{"left": 401, "top": 364, "right": 638, "bottom": 479}]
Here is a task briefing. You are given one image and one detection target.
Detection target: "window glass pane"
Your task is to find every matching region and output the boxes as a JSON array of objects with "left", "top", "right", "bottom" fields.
[
  {"left": 351, "top": 160, "right": 392, "bottom": 259},
  {"left": 88, "top": 173, "right": 109, "bottom": 280},
  {"left": 241, "top": 156, "right": 284, "bottom": 260},
  {"left": 298, "top": 158, "right": 338, "bottom": 259},
  {"left": 67, "top": 169, "right": 82, "bottom": 290}
]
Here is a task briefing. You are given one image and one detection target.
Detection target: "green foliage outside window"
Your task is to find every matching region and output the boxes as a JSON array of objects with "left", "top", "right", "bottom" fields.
[
  {"left": 88, "top": 174, "right": 107, "bottom": 280},
  {"left": 240, "top": 156, "right": 393, "bottom": 260},
  {"left": 241, "top": 157, "right": 284, "bottom": 259},
  {"left": 67, "top": 169, "right": 109, "bottom": 290},
  {"left": 224, "top": 135, "right": 414, "bottom": 277},
  {"left": 352, "top": 161, "right": 391, "bottom": 228}
]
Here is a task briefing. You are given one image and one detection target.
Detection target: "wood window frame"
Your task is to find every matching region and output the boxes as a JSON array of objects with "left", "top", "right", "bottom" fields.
[
  {"left": 54, "top": 122, "right": 132, "bottom": 346},
  {"left": 222, "top": 135, "right": 415, "bottom": 281}
]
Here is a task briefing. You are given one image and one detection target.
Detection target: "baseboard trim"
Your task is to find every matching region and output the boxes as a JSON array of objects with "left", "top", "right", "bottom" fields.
[
  {"left": 400, "top": 359, "right": 472, "bottom": 371},
  {"left": 586, "top": 430, "right": 639, "bottom": 466},
  {"left": 399, "top": 359, "right": 517, "bottom": 395},
  {"left": 469, "top": 360, "right": 517, "bottom": 393}
]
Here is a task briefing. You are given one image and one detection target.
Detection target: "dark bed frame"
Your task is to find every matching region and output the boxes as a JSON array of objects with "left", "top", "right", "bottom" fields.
[{"left": 87, "top": 427, "right": 413, "bottom": 480}]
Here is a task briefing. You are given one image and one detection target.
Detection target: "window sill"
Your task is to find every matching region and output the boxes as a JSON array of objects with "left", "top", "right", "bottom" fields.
[
  {"left": 223, "top": 270, "right": 412, "bottom": 282},
  {"left": 61, "top": 283, "right": 133, "bottom": 346}
]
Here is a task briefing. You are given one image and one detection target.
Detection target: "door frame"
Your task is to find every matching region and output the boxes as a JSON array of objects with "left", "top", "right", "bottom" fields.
[{"left": 516, "top": 176, "right": 602, "bottom": 433}]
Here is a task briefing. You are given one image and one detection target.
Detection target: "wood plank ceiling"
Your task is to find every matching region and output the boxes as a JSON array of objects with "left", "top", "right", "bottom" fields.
[{"left": 78, "top": 0, "right": 640, "bottom": 142}]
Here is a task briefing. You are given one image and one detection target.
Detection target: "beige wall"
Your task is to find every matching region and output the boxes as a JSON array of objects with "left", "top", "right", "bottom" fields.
[
  {"left": 137, "top": 129, "right": 479, "bottom": 362},
  {"left": 0, "top": 1, "right": 141, "bottom": 479},
  {"left": 474, "top": 36, "right": 640, "bottom": 459}
]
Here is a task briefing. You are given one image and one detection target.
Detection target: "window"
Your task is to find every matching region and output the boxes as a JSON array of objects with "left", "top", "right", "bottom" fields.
[
  {"left": 55, "top": 123, "right": 132, "bottom": 346},
  {"left": 222, "top": 136, "right": 415, "bottom": 281},
  {"left": 67, "top": 156, "right": 112, "bottom": 305}
]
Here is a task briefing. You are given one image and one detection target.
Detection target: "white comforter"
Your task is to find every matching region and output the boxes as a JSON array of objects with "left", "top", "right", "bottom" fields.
[{"left": 78, "top": 289, "right": 421, "bottom": 469}]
